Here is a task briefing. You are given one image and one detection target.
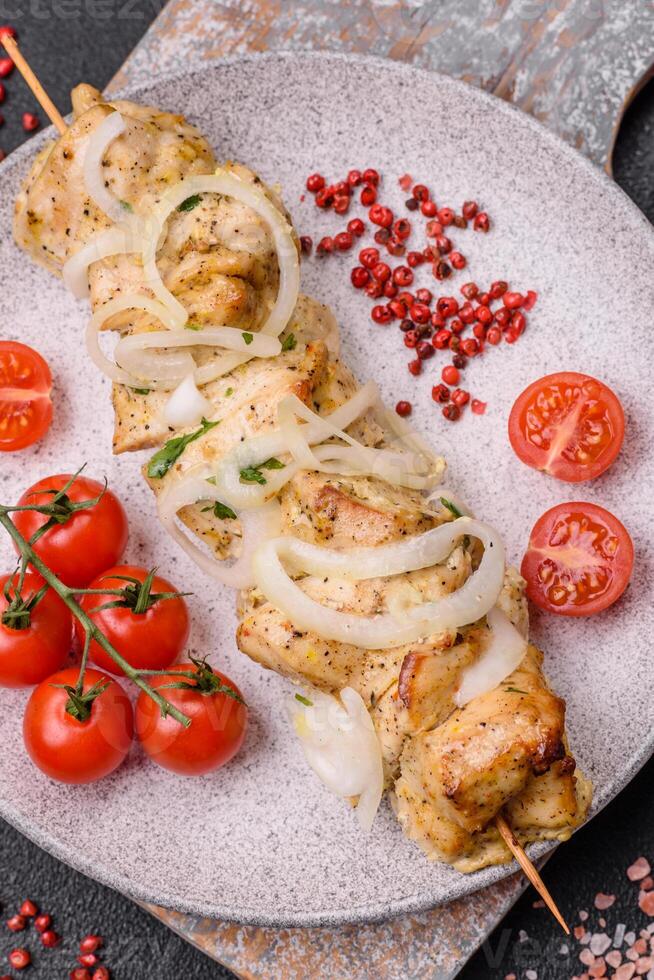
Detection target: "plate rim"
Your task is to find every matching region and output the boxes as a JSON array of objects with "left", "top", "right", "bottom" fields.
[{"left": 1, "top": 49, "right": 653, "bottom": 928}]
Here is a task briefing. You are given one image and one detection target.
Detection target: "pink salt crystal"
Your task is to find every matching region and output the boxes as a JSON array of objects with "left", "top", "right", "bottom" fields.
[
  {"left": 628, "top": 858, "right": 651, "bottom": 882},
  {"left": 595, "top": 894, "right": 616, "bottom": 911},
  {"left": 642, "top": 878, "right": 654, "bottom": 892},
  {"left": 615, "top": 964, "right": 636, "bottom": 980},
  {"left": 580, "top": 910, "right": 590, "bottom": 921},
  {"left": 600, "top": 918, "right": 607, "bottom": 929},
  {"left": 532, "top": 899, "right": 545, "bottom": 909},
  {"left": 640, "top": 892, "right": 654, "bottom": 917},
  {"left": 575, "top": 926, "right": 587, "bottom": 940},
  {"left": 589, "top": 959, "right": 607, "bottom": 978},
  {"left": 525, "top": 971, "right": 537, "bottom": 980},
  {"left": 635, "top": 956, "right": 653, "bottom": 975},
  {"left": 591, "top": 934, "right": 613, "bottom": 957},
  {"left": 606, "top": 950, "right": 623, "bottom": 968},
  {"left": 580, "top": 949, "right": 596, "bottom": 966},
  {"left": 504, "top": 974, "right": 516, "bottom": 980},
  {"left": 635, "top": 941, "right": 649, "bottom": 955}
]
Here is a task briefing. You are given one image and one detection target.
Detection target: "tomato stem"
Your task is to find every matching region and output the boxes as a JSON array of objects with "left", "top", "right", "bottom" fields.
[{"left": 0, "top": 508, "right": 192, "bottom": 728}]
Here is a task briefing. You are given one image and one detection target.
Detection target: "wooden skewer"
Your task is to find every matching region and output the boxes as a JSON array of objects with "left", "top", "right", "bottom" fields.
[
  {"left": 495, "top": 813, "right": 570, "bottom": 934},
  {"left": 0, "top": 35, "right": 67, "bottom": 134},
  {"left": 0, "top": 34, "right": 574, "bottom": 940}
]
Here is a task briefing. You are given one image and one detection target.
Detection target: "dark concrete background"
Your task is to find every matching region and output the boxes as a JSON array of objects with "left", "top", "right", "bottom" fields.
[{"left": 0, "top": 4, "right": 652, "bottom": 978}]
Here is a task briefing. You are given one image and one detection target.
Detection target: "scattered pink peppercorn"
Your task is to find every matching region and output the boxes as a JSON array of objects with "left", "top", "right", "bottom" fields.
[
  {"left": 79, "top": 936, "right": 104, "bottom": 955},
  {"left": 78, "top": 953, "right": 100, "bottom": 968},
  {"left": 360, "top": 183, "right": 376, "bottom": 206},
  {"left": 334, "top": 231, "right": 353, "bottom": 251},
  {"left": 431, "top": 383, "right": 450, "bottom": 403},
  {"left": 22, "top": 112, "right": 40, "bottom": 132},
  {"left": 306, "top": 173, "right": 325, "bottom": 192},
  {"left": 347, "top": 217, "right": 365, "bottom": 237},
  {"left": 18, "top": 901, "right": 37, "bottom": 918},
  {"left": 70, "top": 970, "right": 91, "bottom": 980},
  {"left": 471, "top": 399, "right": 487, "bottom": 415},
  {"left": 41, "top": 929, "right": 60, "bottom": 948},
  {"left": 347, "top": 169, "right": 362, "bottom": 187},
  {"left": 92, "top": 969, "right": 110, "bottom": 980},
  {"left": 300, "top": 235, "right": 312, "bottom": 255},
  {"left": 8, "top": 949, "right": 30, "bottom": 970},
  {"left": 0, "top": 82, "right": 5, "bottom": 104},
  {"left": 7, "top": 915, "right": 26, "bottom": 932},
  {"left": 395, "top": 400, "right": 412, "bottom": 417},
  {"left": 442, "top": 365, "right": 460, "bottom": 386},
  {"left": 473, "top": 211, "right": 490, "bottom": 232},
  {"left": 442, "top": 403, "right": 460, "bottom": 421},
  {"left": 34, "top": 914, "right": 51, "bottom": 933}
]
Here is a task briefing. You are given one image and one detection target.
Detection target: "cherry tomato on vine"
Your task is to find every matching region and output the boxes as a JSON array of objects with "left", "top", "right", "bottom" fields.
[
  {"left": 23, "top": 666, "right": 133, "bottom": 784},
  {"left": 521, "top": 502, "right": 634, "bottom": 617},
  {"left": 508, "top": 372, "right": 624, "bottom": 483},
  {"left": 0, "top": 341, "right": 53, "bottom": 452},
  {"left": 0, "top": 572, "right": 72, "bottom": 686},
  {"left": 12, "top": 473, "right": 128, "bottom": 588},
  {"left": 135, "top": 660, "right": 247, "bottom": 776},
  {"left": 75, "top": 565, "right": 190, "bottom": 676}
]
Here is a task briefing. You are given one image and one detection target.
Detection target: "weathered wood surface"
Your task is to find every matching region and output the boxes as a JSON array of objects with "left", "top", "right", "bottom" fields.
[
  {"left": 107, "top": 1, "right": 653, "bottom": 977},
  {"left": 110, "top": 0, "right": 654, "bottom": 173},
  {"left": 142, "top": 872, "right": 526, "bottom": 980}
]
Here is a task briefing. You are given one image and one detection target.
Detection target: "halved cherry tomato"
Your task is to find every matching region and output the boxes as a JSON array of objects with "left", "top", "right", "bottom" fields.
[
  {"left": 521, "top": 502, "right": 634, "bottom": 616},
  {"left": 12, "top": 474, "right": 128, "bottom": 588},
  {"left": 135, "top": 660, "right": 247, "bottom": 776},
  {"left": 23, "top": 666, "right": 133, "bottom": 784},
  {"left": 0, "top": 341, "right": 53, "bottom": 451},
  {"left": 75, "top": 565, "right": 190, "bottom": 676},
  {"left": 508, "top": 372, "right": 624, "bottom": 483},
  {"left": 0, "top": 572, "right": 72, "bottom": 687}
]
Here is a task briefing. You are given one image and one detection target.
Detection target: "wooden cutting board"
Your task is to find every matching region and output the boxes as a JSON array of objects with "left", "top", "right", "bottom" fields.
[{"left": 106, "top": 2, "right": 654, "bottom": 976}]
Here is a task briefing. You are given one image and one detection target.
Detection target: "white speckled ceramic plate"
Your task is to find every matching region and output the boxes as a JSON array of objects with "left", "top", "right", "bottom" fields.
[{"left": 0, "top": 53, "right": 653, "bottom": 928}]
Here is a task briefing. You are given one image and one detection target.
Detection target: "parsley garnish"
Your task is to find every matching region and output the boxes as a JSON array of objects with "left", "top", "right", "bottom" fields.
[
  {"left": 185, "top": 322, "right": 202, "bottom": 331},
  {"left": 505, "top": 687, "right": 528, "bottom": 695},
  {"left": 238, "top": 457, "right": 285, "bottom": 485},
  {"left": 440, "top": 497, "right": 463, "bottom": 519},
  {"left": 281, "top": 333, "right": 297, "bottom": 352},
  {"left": 119, "top": 200, "right": 133, "bottom": 212},
  {"left": 242, "top": 332, "right": 254, "bottom": 345},
  {"left": 147, "top": 417, "right": 220, "bottom": 479},
  {"left": 177, "top": 194, "right": 202, "bottom": 213},
  {"left": 201, "top": 501, "right": 237, "bottom": 521},
  {"left": 131, "top": 387, "right": 150, "bottom": 395},
  {"left": 295, "top": 693, "right": 313, "bottom": 707},
  {"left": 224, "top": 387, "right": 234, "bottom": 397}
]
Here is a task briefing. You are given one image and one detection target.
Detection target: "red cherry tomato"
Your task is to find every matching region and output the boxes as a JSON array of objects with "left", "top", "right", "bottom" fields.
[
  {"left": 0, "top": 572, "right": 72, "bottom": 686},
  {"left": 75, "top": 565, "right": 190, "bottom": 676},
  {"left": 0, "top": 341, "right": 53, "bottom": 452},
  {"left": 521, "top": 502, "right": 634, "bottom": 617},
  {"left": 12, "top": 474, "right": 128, "bottom": 588},
  {"left": 508, "top": 372, "right": 624, "bottom": 483},
  {"left": 135, "top": 661, "right": 247, "bottom": 776},
  {"left": 23, "top": 666, "right": 133, "bottom": 784}
]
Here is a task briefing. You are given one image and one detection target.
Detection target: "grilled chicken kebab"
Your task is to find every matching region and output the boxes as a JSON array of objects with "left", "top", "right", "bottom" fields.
[{"left": 14, "top": 84, "right": 591, "bottom": 871}]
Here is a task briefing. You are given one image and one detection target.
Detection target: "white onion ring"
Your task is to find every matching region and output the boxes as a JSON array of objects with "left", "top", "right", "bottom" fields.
[
  {"left": 157, "top": 467, "right": 281, "bottom": 589},
  {"left": 252, "top": 517, "right": 505, "bottom": 649},
  {"left": 115, "top": 327, "right": 282, "bottom": 388},
  {"left": 454, "top": 606, "right": 528, "bottom": 706},
  {"left": 141, "top": 170, "right": 300, "bottom": 337},
  {"left": 212, "top": 382, "right": 380, "bottom": 509},
  {"left": 288, "top": 687, "right": 383, "bottom": 832},
  {"left": 85, "top": 293, "right": 181, "bottom": 388},
  {"left": 82, "top": 111, "right": 128, "bottom": 224},
  {"left": 63, "top": 226, "right": 134, "bottom": 299}
]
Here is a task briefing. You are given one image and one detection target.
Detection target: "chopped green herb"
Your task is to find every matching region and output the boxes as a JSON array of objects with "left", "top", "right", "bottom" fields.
[
  {"left": 147, "top": 417, "right": 220, "bottom": 479},
  {"left": 281, "top": 333, "right": 297, "bottom": 352},
  {"left": 440, "top": 497, "right": 463, "bottom": 519},
  {"left": 206, "top": 476, "right": 217, "bottom": 485},
  {"left": 224, "top": 387, "right": 234, "bottom": 397},
  {"left": 185, "top": 322, "right": 202, "bottom": 331},
  {"left": 242, "top": 331, "right": 254, "bottom": 345},
  {"left": 119, "top": 200, "right": 133, "bottom": 212},
  {"left": 131, "top": 387, "right": 150, "bottom": 396},
  {"left": 201, "top": 501, "right": 237, "bottom": 521},
  {"left": 177, "top": 194, "right": 202, "bottom": 213},
  {"left": 239, "top": 466, "right": 267, "bottom": 485},
  {"left": 239, "top": 457, "right": 285, "bottom": 485},
  {"left": 504, "top": 687, "right": 528, "bottom": 695},
  {"left": 295, "top": 693, "right": 313, "bottom": 707}
]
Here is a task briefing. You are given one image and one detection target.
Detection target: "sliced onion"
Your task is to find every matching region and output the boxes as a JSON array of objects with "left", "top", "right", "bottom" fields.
[
  {"left": 141, "top": 170, "right": 300, "bottom": 336},
  {"left": 288, "top": 687, "right": 383, "bottom": 832},
  {"left": 212, "top": 381, "right": 380, "bottom": 509},
  {"left": 115, "top": 327, "right": 282, "bottom": 388},
  {"left": 82, "top": 111, "right": 128, "bottom": 224},
  {"left": 163, "top": 374, "right": 213, "bottom": 429},
  {"left": 85, "top": 293, "right": 180, "bottom": 388},
  {"left": 276, "top": 394, "right": 441, "bottom": 491},
  {"left": 454, "top": 606, "right": 528, "bottom": 706},
  {"left": 63, "top": 226, "right": 134, "bottom": 299},
  {"left": 427, "top": 486, "right": 473, "bottom": 518},
  {"left": 252, "top": 517, "right": 505, "bottom": 649},
  {"left": 157, "top": 467, "right": 281, "bottom": 589}
]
